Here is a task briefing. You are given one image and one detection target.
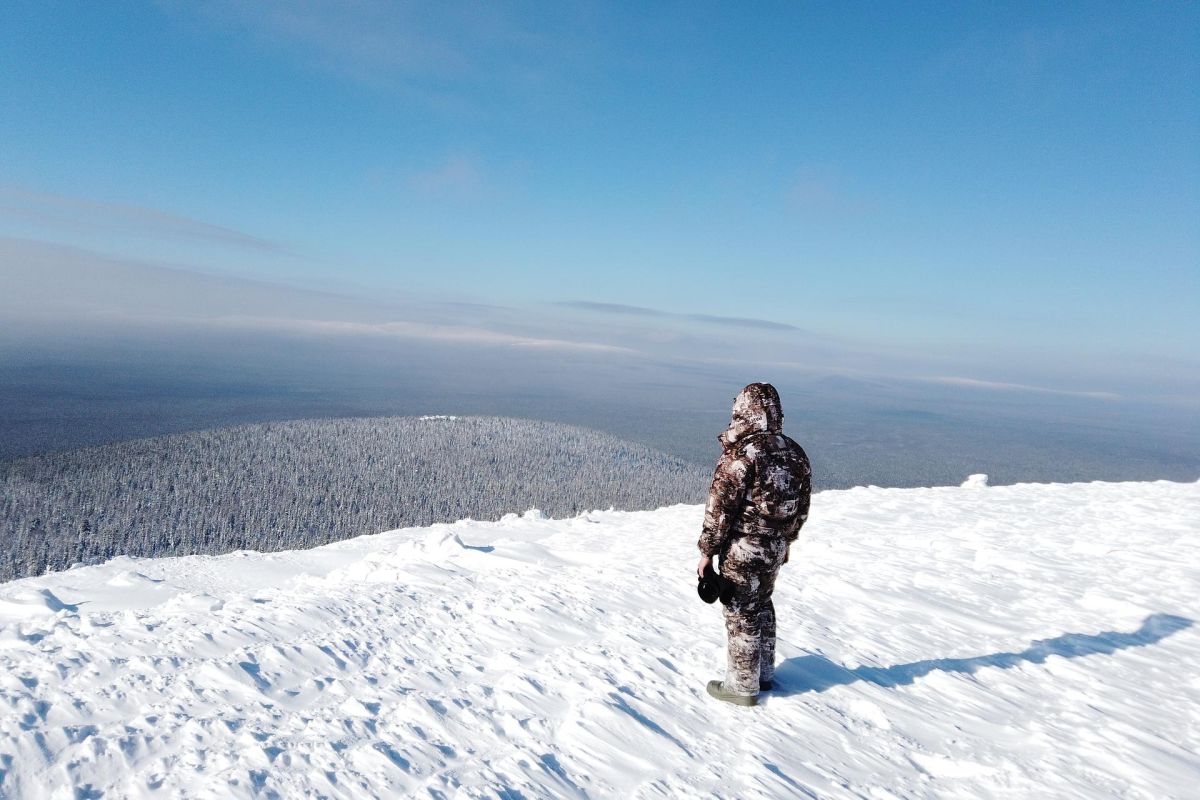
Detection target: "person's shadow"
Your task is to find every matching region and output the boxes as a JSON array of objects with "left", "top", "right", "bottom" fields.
[{"left": 772, "top": 612, "right": 1192, "bottom": 696}]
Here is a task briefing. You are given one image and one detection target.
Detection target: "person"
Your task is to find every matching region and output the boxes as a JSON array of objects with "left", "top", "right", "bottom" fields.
[{"left": 697, "top": 382, "right": 812, "bottom": 706}]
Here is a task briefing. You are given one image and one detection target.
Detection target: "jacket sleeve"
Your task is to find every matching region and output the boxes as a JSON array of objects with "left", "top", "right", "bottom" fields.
[
  {"left": 787, "top": 454, "right": 813, "bottom": 543},
  {"left": 698, "top": 449, "right": 752, "bottom": 556}
]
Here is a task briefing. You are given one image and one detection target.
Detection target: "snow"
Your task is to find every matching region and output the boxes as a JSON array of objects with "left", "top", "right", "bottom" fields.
[{"left": 1, "top": 478, "right": 1198, "bottom": 799}]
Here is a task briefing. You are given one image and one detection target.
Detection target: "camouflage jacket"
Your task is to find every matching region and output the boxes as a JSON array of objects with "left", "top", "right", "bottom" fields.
[{"left": 698, "top": 383, "right": 812, "bottom": 557}]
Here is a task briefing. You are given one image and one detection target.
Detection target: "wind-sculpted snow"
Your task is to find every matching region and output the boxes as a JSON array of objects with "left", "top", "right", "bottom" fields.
[
  {"left": 0, "top": 479, "right": 1197, "bottom": 798},
  {"left": 0, "top": 416, "right": 708, "bottom": 581}
]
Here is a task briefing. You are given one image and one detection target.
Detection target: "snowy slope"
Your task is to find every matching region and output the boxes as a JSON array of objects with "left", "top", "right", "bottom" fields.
[{"left": 1, "top": 478, "right": 1198, "bottom": 799}]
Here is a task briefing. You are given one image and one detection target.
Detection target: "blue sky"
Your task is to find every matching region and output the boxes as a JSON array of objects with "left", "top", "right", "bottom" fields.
[{"left": 1, "top": 1, "right": 1197, "bottom": 400}]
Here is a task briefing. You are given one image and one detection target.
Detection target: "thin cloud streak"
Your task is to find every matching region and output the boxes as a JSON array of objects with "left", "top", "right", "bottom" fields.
[
  {"left": 0, "top": 237, "right": 635, "bottom": 356},
  {"left": 560, "top": 300, "right": 802, "bottom": 332},
  {"left": 187, "top": 0, "right": 472, "bottom": 81},
  {"left": 179, "top": 0, "right": 594, "bottom": 109},
  {"left": 221, "top": 316, "right": 640, "bottom": 355},
  {"left": 0, "top": 186, "right": 290, "bottom": 254},
  {"left": 921, "top": 375, "right": 1122, "bottom": 400}
]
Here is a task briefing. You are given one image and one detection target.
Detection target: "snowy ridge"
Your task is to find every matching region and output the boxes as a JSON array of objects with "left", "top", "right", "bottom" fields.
[{"left": 1, "top": 479, "right": 1198, "bottom": 798}]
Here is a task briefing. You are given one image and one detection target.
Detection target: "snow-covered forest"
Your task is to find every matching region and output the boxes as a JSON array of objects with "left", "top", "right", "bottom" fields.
[{"left": 0, "top": 416, "right": 709, "bottom": 582}]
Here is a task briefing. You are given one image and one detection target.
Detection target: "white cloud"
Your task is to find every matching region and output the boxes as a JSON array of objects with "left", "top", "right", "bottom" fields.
[
  {"left": 408, "top": 156, "right": 488, "bottom": 200},
  {"left": 784, "top": 167, "right": 876, "bottom": 217}
]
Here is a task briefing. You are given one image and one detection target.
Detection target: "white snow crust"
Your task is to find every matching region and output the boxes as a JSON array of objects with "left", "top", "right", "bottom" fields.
[{"left": 1, "top": 479, "right": 1198, "bottom": 799}]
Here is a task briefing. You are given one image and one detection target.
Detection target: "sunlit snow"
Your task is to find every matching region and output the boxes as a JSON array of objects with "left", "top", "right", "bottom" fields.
[{"left": 1, "top": 478, "right": 1197, "bottom": 798}]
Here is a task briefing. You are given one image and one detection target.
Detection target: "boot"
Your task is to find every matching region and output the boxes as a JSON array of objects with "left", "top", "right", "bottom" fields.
[{"left": 706, "top": 680, "right": 758, "bottom": 707}]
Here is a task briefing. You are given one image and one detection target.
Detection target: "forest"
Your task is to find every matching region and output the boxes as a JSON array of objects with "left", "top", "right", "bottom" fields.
[{"left": 0, "top": 416, "right": 710, "bottom": 582}]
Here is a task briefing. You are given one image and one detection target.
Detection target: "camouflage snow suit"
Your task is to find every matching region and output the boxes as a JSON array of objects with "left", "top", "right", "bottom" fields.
[{"left": 698, "top": 383, "right": 812, "bottom": 697}]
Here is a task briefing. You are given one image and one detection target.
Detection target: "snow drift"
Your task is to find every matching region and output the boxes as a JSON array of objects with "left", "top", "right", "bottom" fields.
[{"left": 1, "top": 478, "right": 1197, "bottom": 798}]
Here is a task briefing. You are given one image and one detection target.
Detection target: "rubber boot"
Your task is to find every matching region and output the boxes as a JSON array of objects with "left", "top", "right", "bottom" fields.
[{"left": 706, "top": 680, "right": 758, "bottom": 707}]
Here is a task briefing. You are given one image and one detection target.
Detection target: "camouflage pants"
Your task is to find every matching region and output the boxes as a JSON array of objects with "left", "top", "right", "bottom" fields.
[{"left": 720, "top": 534, "right": 788, "bottom": 696}]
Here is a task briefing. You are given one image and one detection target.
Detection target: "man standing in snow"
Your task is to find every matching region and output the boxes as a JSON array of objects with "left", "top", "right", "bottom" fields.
[{"left": 698, "top": 382, "right": 812, "bottom": 707}]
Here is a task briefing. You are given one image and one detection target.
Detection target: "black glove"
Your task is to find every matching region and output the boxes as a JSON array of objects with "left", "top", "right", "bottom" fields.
[
  {"left": 697, "top": 563, "right": 722, "bottom": 604},
  {"left": 698, "top": 563, "right": 736, "bottom": 605}
]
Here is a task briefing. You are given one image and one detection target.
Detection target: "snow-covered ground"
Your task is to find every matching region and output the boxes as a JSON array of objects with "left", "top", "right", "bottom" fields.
[{"left": 1, "top": 478, "right": 1198, "bottom": 799}]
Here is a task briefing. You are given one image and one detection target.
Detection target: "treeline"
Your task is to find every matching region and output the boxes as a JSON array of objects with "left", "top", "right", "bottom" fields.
[{"left": 1, "top": 416, "right": 709, "bottom": 582}]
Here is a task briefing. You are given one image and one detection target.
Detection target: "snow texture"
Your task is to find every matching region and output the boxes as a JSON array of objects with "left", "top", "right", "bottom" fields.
[{"left": 1, "top": 478, "right": 1198, "bottom": 799}]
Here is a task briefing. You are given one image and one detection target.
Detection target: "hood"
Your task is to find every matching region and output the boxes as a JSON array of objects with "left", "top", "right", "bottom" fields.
[{"left": 719, "top": 382, "right": 784, "bottom": 448}]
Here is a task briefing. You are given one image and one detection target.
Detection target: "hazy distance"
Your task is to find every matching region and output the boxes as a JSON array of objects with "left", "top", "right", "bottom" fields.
[{"left": 2, "top": 240, "right": 1195, "bottom": 489}]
